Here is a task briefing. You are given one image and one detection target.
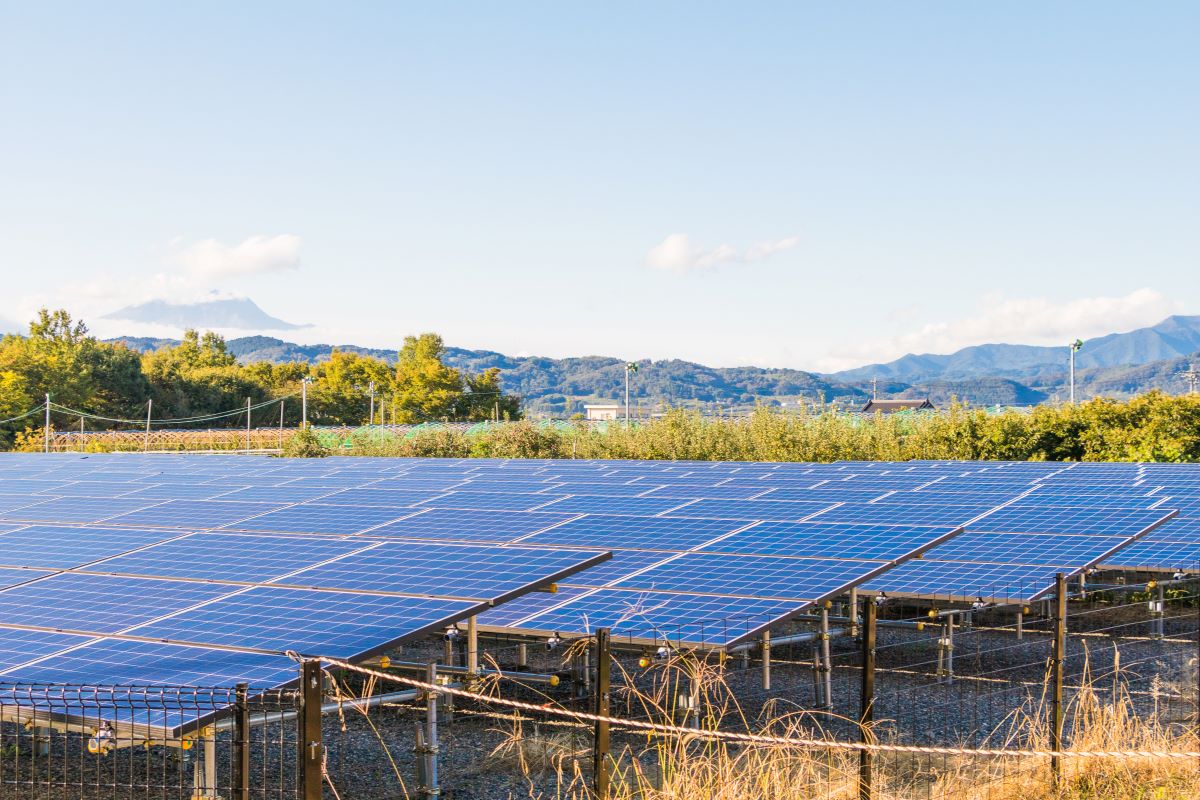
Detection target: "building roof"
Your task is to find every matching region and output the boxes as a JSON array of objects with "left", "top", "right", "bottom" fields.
[{"left": 861, "top": 398, "right": 935, "bottom": 413}]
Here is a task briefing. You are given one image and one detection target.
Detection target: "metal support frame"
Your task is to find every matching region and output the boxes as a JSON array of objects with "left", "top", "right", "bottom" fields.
[
  {"left": 299, "top": 660, "right": 324, "bottom": 800},
  {"left": 858, "top": 599, "right": 876, "bottom": 800},
  {"left": 1051, "top": 573, "right": 1067, "bottom": 786},
  {"left": 517, "top": 642, "right": 528, "bottom": 671},
  {"left": 1153, "top": 582, "right": 1165, "bottom": 639},
  {"left": 593, "top": 628, "right": 611, "bottom": 800},
  {"left": 466, "top": 616, "right": 479, "bottom": 684}
]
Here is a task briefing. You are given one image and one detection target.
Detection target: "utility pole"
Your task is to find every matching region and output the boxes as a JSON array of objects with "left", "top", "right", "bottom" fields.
[
  {"left": 245, "top": 397, "right": 252, "bottom": 451},
  {"left": 368, "top": 381, "right": 376, "bottom": 425},
  {"left": 44, "top": 393, "right": 50, "bottom": 453},
  {"left": 1068, "top": 339, "right": 1083, "bottom": 404},
  {"left": 144, "top": 399, "right": 152, "bottom": 452},
  {"left": 871, "top": 377, "right": 877, "bottom": 401},
  {"left": 1178, "top": 362, "right": 1200, "bottom": 394},
  {"left": 624, "top": 362, "right": 638, "bottom": 429}
]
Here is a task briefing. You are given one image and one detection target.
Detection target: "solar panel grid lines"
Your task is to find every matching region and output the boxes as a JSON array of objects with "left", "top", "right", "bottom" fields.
[{"left": 0, "top": 496, "right": 171, "bottom": 525}]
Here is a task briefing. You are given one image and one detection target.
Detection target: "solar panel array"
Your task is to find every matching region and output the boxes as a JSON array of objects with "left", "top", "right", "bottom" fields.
[{"left": 1, "top": 452, "right": 1189, "bottom": 671}]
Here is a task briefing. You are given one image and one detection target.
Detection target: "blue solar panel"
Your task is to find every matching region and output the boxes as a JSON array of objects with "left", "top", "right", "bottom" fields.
[
  {"left": 214, "top": 485, "right": 340, "bottom": 503},
  {"left": 917, "top": 531, "right": 1130, "bottom": 566},
  {"left": 0, "top": 525, "right": 182, "bottom": 569},
  {"left": 475, "top": 586, "right": 592, "bottom": 627},
  {"left": 106, "top": 499, "right": 284, "bottom": 529},
  {"left": 866, "top": 561, "right": 1071, "bottom": 601},
  {"left": 967, "top": 506, "right": 1174, "bottom": 536},
  {"left": 0, "top": 574, "right": 233, "bottom": 632},
  {"left": 85, "top": 533, "right": 370, "bottom": 582},
  {"left": 0, "top": 496, "right": 165, "bottom": 523},
  {"left": 364, "top": 508, "right": 577, "bottom": 542},
  {"left": 129, "top": 588, "right": 481, "bottom": 658},
  {"left": 0, "top": 628, "right": 90, "bottom": 671},
  {"left": 512, "top": 589, "right": 801, "bottom": 647},
  {"left": 280, "top": 541, "right": 608, "bottom": 601},
  {"left": 519, "top": 515, "right": 749, "bottom": 551},
  {"left": 753, "top": 487, "right": 894, "bottom": 503},
  {"left": 38, "top": 481, "right": 146, "bottom": 497},
  {"left": 316, "top": 488, "right": 450, "bottom": 508},
  {"left": 557, "top": 550, "right": 674, "bottom": 586},
  {"left": 1101, "top": 540, "right": 1200, "bottom": 571},
  {"left": 421, "top": 490, "right": 566, "bottom": 512},
  {"left": 608, "top": 553, "right": 886, "bottom": 601},
  {"left": 225, "top": 504, "right": 412, "bottom": 535},
  {"left": 807, "top": 502, "right": 996, "bottom": 527},
  {"left": 536, "top": 496, "right": 692, "bottom": 516},
  {"left": 120, "top": 483, "right": 250, "bottom": 501},
  {"left": 0, "top": 567, "right": 54, "bottom": 591},
  {"left": 662, "top": 498, "right": 837, "bottom": 522},
  {"left": 696, "top": 522, "right": 960, "bottom": 561}
]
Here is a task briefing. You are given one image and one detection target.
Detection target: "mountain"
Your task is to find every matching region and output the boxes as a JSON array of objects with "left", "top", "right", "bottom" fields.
[
  {"left": 110, "top": 335, "right": 862, "bottom": 415},
  {"left": 829, "top": 315, "right": 1200, "bottom": 383},
  {"left": 109, "top": 317, "right": 1200, "bottom": 416},
  {"left": 103, "top": 298, "right": 309, "bottom": 331}
]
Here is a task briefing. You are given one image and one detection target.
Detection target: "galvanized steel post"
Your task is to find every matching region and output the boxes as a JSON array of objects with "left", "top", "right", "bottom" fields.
[
  {"left": 299, "top": 660, "right": 324, "bottom": 800},
  {"left": 594, "top": 628, "right": 612, "bottom": 800}
]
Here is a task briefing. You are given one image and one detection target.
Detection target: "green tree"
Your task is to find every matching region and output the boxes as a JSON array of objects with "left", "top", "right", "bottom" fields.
[
  {"left": 309, "top": 350, "right": 393, "bottom": 425},
  {"left": 393, "top": 333, "right": 465, "bottom": 422}
]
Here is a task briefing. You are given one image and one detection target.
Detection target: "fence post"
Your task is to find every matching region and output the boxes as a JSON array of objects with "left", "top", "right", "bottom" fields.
[
  {"left": 234, "top": 683, "right": 250, "bottom": 800},
  {"left": 419, "top": 662, "right": 440, "bottom": 799},
  {"left": 594, "top": 627, "right": 611, "bottom": 800},
  {"left": 1051, "top": 572, "right": 1067, "bottom": 786},
  {"left": 298, "top": 660, "right": 324, "bottom": 800},
  {"left": 858, "top": 599, "right": 876, "bottom": 800}
]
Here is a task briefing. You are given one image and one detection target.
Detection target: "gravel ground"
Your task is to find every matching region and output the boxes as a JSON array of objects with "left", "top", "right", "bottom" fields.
[{"left": 2, "top": 600, "right": 1196, "bottom": 799}]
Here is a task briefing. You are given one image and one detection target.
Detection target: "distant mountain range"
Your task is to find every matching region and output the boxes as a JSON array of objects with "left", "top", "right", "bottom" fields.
[
  {"left": 104, "top": 297, "right": 308, "bottom": 331},
  {"left": 829, "top": 315, "right": 1200, "bottom": 383},
  {"left": 110, "top": 315, "right": 1200, "bottom": 415}
]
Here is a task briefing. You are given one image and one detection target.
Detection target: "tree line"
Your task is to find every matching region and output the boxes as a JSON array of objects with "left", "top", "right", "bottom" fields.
[{"left": 0, "top": 309, "right": 521, "bottom": 448}]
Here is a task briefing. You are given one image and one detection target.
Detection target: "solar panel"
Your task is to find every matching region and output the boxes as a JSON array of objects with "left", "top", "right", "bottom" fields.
[
  {"left": 0, "top": 497, "right": 165, "bottom": 524},
  {"left": 0, "top": 525, "right": 183, "bottom": 569},
  {"left": 867, "top": 560, "right": 1071, "bottom": 602},
  {"left": 127, "top": 588, "right": 483, "bottom": 658},
  {"left": 662, "top": 498, "right": 836, "bottom": 522},
  {"left": 1099, "top": 540, "right": 1200, "bottom": 571},
  {"left": 83, "top": 533, "right": 370, "bottom": 582},
  {"left": 913, "top": 531, "right": 1131, "bottom": 566},
  {"left": 500, "top": 588, "right": 801, "bottom": 647},
  {"left": 696, "top": 522, "right": 961, "bottom": 561},
  {"left": 224, "top": 504, "right": 412, "bottom": 535},
  {"left": 106, "top": 499, "right": 284, "bottom": 529},
  {"left": 535, "top": 496, "right": 692, "bottom": 516},
  {"left": 0, "top": 573, "right": 234, "bottom": 632},
  {"left": 280, "top": 541, "right": 608, "bottom": 601},
  {"left": 967, "top": 506, "right": 1174, "bottom": 536},
  {"left": 807, "top": 502, "right": 995, "bottom": 527},
  {"left": 362, "top": 508, "right": 575, "bottom": 542},
  {"left": 0, "top": 628, "right": 93, "bottom": 671},
  {"left": 518, "top": 515, "right": 749, "bottom": 551},
  {"left": 421, "top": 490, "right": 566, "bottom": 511}
]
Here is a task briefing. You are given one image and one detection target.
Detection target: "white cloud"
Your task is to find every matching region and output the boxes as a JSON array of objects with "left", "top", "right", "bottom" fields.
[
  {"left": 171, "top": 234, "right": 301, "bottom": 280},
  {"left": 646, "top": 233, "right": 798, "bottom": 274},
  {"left": 818, "top": 288, "right": 1177, "bottom": 372}
]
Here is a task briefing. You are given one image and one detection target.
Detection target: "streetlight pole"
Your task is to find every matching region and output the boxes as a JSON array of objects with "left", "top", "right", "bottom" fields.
[
  {"left": 1068, "top": 339, "right": 1083, "bottom": 404},
  {"left": 301, "top": 377, "right": 312, "bottom": 428},
  {"left": 624, "top": 362, "right": 638, "bottom": 429}
]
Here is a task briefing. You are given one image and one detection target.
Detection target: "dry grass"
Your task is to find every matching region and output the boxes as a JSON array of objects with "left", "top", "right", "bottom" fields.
[{"left": 486, "top": 649, "right": 1199, "bottom": 800}]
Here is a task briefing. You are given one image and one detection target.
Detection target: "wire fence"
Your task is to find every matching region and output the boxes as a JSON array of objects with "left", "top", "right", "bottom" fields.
[{"left": 0, "top": 582, "right": 1196, "bottom": 799}]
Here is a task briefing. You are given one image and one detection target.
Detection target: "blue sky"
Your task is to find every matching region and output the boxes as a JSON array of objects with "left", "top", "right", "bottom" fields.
[{"left": 1, "top": 2, "right": 1196, "bottom": 371}]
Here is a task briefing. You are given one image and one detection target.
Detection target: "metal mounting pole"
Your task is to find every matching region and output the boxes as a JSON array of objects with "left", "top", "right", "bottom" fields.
[
  {"left": 593, "top": 628, "right": 611, "bottom": 800},
  {"left": 419, "top": 662, "right": 440, "bottom": 799},
  {"left": 299, "top": 660, "right": 324, "bottom": 800},
  {"left": 517, "top": 642, "right": 528, "bottom": 671},
  {"left": 820, "top": 606, "right": 833, "bottom": 712},
  {"left": 1154, "top": 582, "right": 1165, "bottom": 639},
  {"left": 466, "top": 616, "right": 479, "bottom": 684},
  {"left": 1051, "top": 573, "right": 1067, "bottom": 786},
  {"left": 234, "top": 683, "right": 250, "bottom": 800},
  {"left": 760, "top": 630, "right": 771, "bottom": 691},
  {"left": 858, "top": 600, "right": 876, "bottom": 800}
]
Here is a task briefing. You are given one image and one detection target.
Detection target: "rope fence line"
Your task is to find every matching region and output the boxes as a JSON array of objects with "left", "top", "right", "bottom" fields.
[{"left": 301, "top": 653, "right": 1200, "bottom": 762}]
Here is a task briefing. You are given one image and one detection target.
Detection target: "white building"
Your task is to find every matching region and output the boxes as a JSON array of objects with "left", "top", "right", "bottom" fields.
[{"left": 583, "top": 404, "right": 624, "bottom": 421}]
